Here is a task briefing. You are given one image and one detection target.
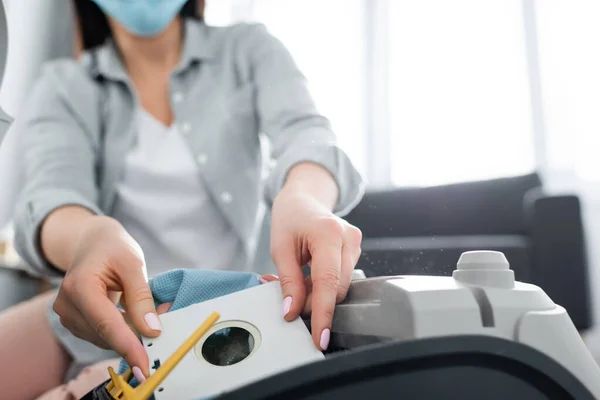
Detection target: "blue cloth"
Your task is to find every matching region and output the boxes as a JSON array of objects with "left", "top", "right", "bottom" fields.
[{"left": 117, "top": 268, "right": 261, "bottom": 391}]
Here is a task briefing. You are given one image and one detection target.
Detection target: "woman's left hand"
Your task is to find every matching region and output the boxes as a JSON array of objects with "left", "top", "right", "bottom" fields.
[{"left": 270, "top": 188, "right": 362, "bottom": 351}]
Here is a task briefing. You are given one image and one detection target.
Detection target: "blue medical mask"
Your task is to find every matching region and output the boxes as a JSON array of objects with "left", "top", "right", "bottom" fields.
[{"left": 91, "top": 0, "right": 189, "bottom": 37}]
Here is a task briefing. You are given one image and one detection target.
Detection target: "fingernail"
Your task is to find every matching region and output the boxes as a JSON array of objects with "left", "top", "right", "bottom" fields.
[
  {"left": 259, "top": 277, "right": 268, "bottom": 284},
  {"left": 320, "top": 328, "right": 331, "bottom": 351},
  {"left": 144, "top": 313, "right": 162, "bottom": 331},
  {"left": 132, "top": 366, "right": 146, "bottom": 383},
  {"left": 282, "top": 296, "right": 292, "bottom": 317}
]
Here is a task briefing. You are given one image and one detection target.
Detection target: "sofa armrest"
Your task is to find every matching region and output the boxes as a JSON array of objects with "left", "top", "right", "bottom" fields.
[{"left": 525, "top": 192, "right": 592, "bottom": 331}]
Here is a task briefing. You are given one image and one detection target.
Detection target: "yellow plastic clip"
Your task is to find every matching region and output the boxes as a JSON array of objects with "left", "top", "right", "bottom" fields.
[
  {"left": 106, "top": 367, "right": 133, "bottom": 398},
  {"left": 106, "top": 311, "right": 221, "bottom": 400}
]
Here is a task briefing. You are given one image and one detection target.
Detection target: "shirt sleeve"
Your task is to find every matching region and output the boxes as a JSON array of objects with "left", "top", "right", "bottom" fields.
[
  {"left": 242, "top": 23, "right": 365, "bottom": 216},
  {"left": 13, "top": 62, "right": 104, "bottom": 278}
]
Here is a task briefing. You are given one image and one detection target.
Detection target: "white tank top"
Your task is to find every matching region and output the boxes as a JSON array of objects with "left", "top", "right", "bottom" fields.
[{"left": 111, "top": 109, "right": 241, "bottom": 277}]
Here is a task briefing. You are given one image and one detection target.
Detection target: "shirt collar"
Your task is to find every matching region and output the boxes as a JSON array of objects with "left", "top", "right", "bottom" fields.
[{"left": 90, "top": 19, "right": 213, "bottom": 82}]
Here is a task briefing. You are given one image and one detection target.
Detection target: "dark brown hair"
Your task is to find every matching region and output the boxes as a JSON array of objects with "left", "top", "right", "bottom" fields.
[{"left": 73, "top": 0, "right": 205, "bottom": 50}]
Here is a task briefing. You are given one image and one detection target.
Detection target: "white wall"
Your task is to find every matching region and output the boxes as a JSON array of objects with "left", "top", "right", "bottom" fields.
[
  {"left": 0, "top": 0, "right": 73, "bottom": 114},
  {"left": 0, "top": 0, "right": 74, "bottom": 230}
]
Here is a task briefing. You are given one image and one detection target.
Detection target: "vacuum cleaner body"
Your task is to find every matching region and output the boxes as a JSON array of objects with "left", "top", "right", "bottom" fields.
[{"left": 84, "top": 251, "right": 600, "bottom": 399}]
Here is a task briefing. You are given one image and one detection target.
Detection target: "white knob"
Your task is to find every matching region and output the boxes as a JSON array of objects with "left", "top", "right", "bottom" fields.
[
  {"left": 351, "top": 269, "right": 366, "bottom": 281},
  {"left": 457, "top": 251, "right": 509, "bottom": 270},
  {"left": 453, "top": 251, "right": 515, "bottom": 288}
]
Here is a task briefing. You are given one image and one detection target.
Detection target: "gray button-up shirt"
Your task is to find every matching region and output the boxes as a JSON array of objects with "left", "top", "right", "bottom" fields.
[{"left": 13, "top": 20, "right": 364, "bottom": 278}]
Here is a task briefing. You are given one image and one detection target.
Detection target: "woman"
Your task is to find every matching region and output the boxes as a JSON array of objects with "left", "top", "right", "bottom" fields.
[{"left": 0, "top": 0, "right": 363, "bottom": 398}]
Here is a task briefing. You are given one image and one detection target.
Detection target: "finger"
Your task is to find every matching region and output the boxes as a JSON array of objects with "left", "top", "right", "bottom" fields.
[
  {"left": 301, "top": 276, "right": 314, "bottom": 316},
  {"left": 121, "top": 303, "right": 172, "bottom": 334},
  {"left": 108, "top": 291, "right": 122, "bottom": 306},
  {"left": 156, "top": 303, "right": 172, "bottom": 315},
  {"left": 73, "top": 326, "right": 111, "bottom": 349},
  {"left": 55, "top": 289, "right": 111, "bottom": 349},
  {"left": 259, "top": 274, "right": 279, "bottom": 284},
  {"left": 118, "top": 257, "right": 161, "bottom": 339},
  {"left": 303, "top": 227, "right": 362, "bottom": 317},
  {"left": 345, "top": 223, "right": 363, "bottom": 267},
  {"left": 74, "top": 276, "right": 150, "bottom": 377},
  {"left": 338, "top": 224, "right": 362, "bottom": 303},
  {"left": 336, "top": 248, "right": 353, "bottom": 304},
  {"left": 65, "top": 323, "right": 104, "bottom": 348},
  {"left": 58, "top": 308, "right": 110, "bottom": 350},
  {"left": 309, "top": 219, "right": 344, "bottom": 351},
  {"left": 119, "top": 294, "right": 128, "bottom": 311},
  {"left": 303, "top": 226, "right": 362, "bottom": 316},
  {"left": 120, "top": 309, "right": 136, "bottom": 334},
  {"left": 271, "top": 238, "right": 307, "bottom": 322},
  {"left": 121, "top": 303, "right": 170, "bottom": 336}
]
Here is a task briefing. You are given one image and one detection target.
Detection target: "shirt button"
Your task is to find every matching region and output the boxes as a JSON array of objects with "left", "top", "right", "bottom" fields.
[
  {"left": 172, "top": 92, "right": 184, "bottom": 103},
  {"left": 181, "top": 122, "right": 192, "bottom": 135},
  {"left": 220, "top": 192, "right": 233, "bottom": 204},
  {"left": 196, "top": 153, "right": 208, "bottom": 165}
]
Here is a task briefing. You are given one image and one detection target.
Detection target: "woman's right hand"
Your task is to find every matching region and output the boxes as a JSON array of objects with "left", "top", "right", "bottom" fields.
[{"left": 52, "top": 216, "right": 160, "bottom": 381}]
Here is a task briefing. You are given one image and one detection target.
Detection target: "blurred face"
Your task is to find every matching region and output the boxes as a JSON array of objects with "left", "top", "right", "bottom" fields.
[{"left": 91, "top": 0, "right": 189, "bottom": 38}]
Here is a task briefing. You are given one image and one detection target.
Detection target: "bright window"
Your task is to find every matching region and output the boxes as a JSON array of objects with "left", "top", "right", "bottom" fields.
[
  {"left": 534, "top": 0, "right": 600, "bottom": 183},
  {"left": 211, "top": 0, "right": 538, "bottom": 187},
  {"left": 388, "top": 0, "right": 536, "bottom": 186},
  {"left": 251, "top": 0, "right": 367, "bottom": 176},
  {"left": 203, "top": 1, "right": 234, "bottom": 26}
]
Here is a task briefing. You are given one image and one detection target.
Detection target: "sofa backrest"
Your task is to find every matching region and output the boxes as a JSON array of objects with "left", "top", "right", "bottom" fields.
[{"left": 345, "top": 173, "right": 543, "bottom": 238}]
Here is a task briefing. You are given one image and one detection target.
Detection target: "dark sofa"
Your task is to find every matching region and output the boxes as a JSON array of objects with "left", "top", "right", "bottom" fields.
[{"left": 344, "top": 173, "right": 593, "bottom": 331}]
